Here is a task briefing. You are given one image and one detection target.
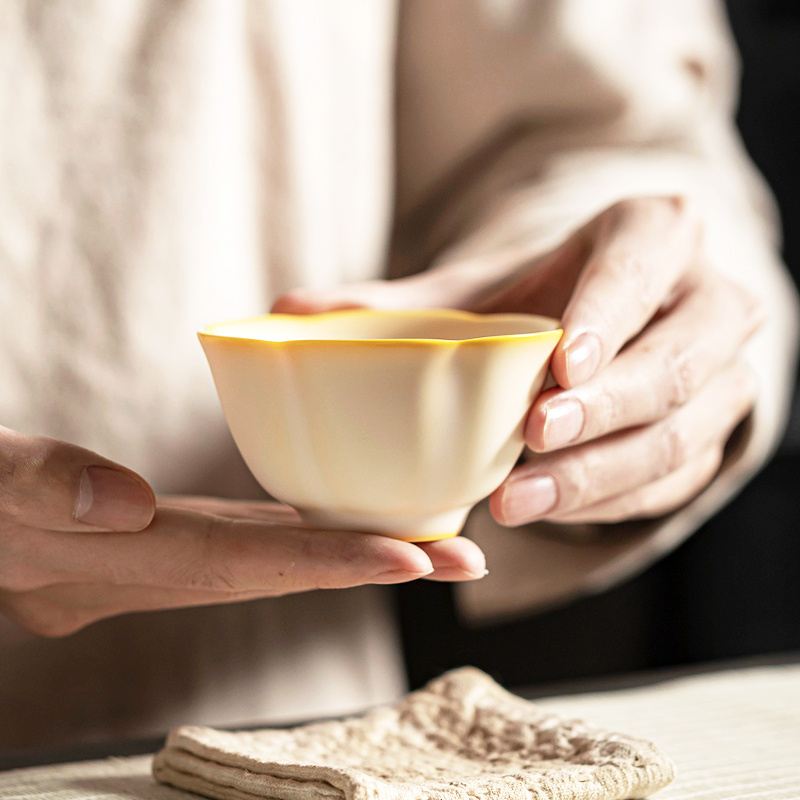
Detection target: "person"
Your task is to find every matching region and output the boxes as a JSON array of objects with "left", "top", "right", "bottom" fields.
[{"left": 0, "top": 0, "right": 796, "bottom": 752}]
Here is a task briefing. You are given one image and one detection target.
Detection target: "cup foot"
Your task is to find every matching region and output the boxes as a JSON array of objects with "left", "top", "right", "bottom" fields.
[
  {"left": 298, "top": 506, "right": 472, "bottom": 542},
  {"left": 393, "top": 530, "right": 460, "bottom": 543}
]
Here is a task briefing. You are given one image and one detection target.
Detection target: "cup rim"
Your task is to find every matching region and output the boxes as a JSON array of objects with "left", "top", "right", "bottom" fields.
[{"left": 199, "top": 308, "right": 563, "bottom": 348}]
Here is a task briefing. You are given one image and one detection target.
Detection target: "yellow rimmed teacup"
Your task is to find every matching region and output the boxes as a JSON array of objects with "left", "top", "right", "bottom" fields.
[{"left": 199, "top": 309, "right": 562, "bottom": 542}]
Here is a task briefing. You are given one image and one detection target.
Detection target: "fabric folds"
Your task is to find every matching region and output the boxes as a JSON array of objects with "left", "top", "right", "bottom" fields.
[{"left": 153, "top": 667, "right": 674, "bottom": 800}]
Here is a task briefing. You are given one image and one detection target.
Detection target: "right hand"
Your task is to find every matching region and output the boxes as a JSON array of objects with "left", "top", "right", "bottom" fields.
[{"left": 0, "top": 427, "right": 485, "bottom": 637}]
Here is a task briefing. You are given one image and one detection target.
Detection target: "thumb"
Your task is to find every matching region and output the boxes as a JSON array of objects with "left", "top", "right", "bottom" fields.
[
  {"left": 0, "top": 427, "right": 155, "bottom": 532},
  {"left": 271, "top": 279, "right": 414, "bottom": 315},
  {"left": 272, "top": 241, "right": 586, "bottom": 318},
  {"left": 270, "top": 263, "right": 486, "bottom": 315}
]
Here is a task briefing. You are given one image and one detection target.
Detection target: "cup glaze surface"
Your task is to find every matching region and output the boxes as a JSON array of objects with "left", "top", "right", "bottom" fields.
[{"left": 199, "top": 309, "right": 562, "bottom": 541}]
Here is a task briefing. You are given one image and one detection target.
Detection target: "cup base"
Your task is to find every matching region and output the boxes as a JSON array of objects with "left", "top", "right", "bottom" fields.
[
  {"left": 393, "top": 530, "right": 460, "bottom": 543},
  {"left": 298, "top": 506, "right": 472, "bottom": 543}
]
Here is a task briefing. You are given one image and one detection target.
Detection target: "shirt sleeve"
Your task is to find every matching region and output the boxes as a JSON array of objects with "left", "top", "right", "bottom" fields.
[{"left": 392, "top": 0, "right": 800, "bottom": 623}]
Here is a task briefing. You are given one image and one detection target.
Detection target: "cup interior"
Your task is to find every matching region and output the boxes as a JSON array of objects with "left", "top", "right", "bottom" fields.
[{"left": 204, "top": 309, "right": 560, "bottom": 343}]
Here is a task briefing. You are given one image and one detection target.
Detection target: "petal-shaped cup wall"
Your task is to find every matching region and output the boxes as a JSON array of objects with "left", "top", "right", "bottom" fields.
[{"left": 200, "top": 309, "right": 562, "bottom": 541}]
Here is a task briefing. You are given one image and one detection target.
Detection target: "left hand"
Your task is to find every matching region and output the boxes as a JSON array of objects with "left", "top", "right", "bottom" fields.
[
  {"left": 0, "top": 430, "right": 486, "bottom": 638},
  {"left": 274, "top": 197, "right": 764, "bottom": 527}
]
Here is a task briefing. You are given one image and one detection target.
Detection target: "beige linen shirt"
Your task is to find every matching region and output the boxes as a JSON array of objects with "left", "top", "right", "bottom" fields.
[{"left": 0, "top": 0, "right": 796, "bottom": 750}]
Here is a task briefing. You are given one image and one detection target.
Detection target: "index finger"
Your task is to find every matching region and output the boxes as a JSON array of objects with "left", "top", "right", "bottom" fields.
[{"left": 551, "top": 197, "right": 702, "bottom": 389}]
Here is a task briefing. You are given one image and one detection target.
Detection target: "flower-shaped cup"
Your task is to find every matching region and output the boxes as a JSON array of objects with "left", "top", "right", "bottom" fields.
[{"left": 199, "top": 309, "right": 562, "bottom": 542}]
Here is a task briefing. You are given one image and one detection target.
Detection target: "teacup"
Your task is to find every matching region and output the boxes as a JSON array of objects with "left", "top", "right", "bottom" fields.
[{"left": 199, "top": 309, "right": 562, "bottom": 541}]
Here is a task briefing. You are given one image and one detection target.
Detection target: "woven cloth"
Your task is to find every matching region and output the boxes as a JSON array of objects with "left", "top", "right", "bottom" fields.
[
  {"left": 151, "top": 667, "right": 674, "bottom": 800},
  {"left": 3, "top": 662, "right": 800, "bottom": 800}
]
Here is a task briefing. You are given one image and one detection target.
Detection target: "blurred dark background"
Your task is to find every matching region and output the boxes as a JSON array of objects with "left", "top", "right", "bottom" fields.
[{"left": 397, "top": 0, "right": 800, "bottom": 691}]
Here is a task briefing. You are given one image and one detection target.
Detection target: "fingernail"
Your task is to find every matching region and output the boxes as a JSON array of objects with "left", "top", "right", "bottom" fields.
[
  {"left": 565, "top": 333, "right": 602, "bottom": 386},
  {"left": 371, "top": 568, "right": 434, "bottom": 584},
  {"left": 75, "top": 466, "right": 155, "bottom": 530},
  {"left": 418, "top": 567, "right": 486, "bottom": 582},
  {"left": 500, "top": 475, "right": 557, "bottom": 526},
  {"left": 542, "top": 398, "right": 584, "bottom": 449},
  {"left": 456, "top": 565, "right": 489, "bottom": 581}
]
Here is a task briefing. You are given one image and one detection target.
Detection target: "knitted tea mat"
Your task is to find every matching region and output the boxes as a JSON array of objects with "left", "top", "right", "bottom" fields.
[{"left": 152, "top": 667, "right": 674, "bottom": 800}]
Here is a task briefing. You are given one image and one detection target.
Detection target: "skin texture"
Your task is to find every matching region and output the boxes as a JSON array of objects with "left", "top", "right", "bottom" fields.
[
  {"left": 0, "top": 431, "right": 485, "bottom": 637},
  {"left": 274, "top": 197, "right": 764, "bottom": 528}
]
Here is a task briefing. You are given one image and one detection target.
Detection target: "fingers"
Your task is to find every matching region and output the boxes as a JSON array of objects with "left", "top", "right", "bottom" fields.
[
  {"left": 2, "top": 535, "right": 488, "bottom": 636},
  {"left": 553, "top": 447, "right": 724, "bottom": 524},
  {"left": 0, "top": 427, "right": 154, "bottom": 533},
  {"left": 550, "top": 197, "right": 703, "bottom": 389},
  {"left": 0, "top": 503, "right": 489, "bottom": 634},
  {"left": 4, "top": 506, "right": 439, "bottom": 594},
  {"left": 491, "top": 360, "right": 755, "bottom": 526},
  {"left": 526, "top": 269, "right": 764, "bottom": 452},
  {"left": 4, "top": 538, "right": 488, "bottom": 635},
  {"left": 417, "top": 536, "right": 487, "bottom": 581},
  {"left": 158, "top": 498, "right": 488, "bottom": 580}
]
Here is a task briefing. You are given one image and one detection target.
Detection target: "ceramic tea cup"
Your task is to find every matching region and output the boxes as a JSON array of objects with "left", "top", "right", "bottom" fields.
[{"left": 199, "top": 309, "right": 562, "bottom": 542}]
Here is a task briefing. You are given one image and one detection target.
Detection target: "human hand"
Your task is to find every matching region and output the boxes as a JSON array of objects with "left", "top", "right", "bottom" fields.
[
  {"left": 274, "top": 197, "right": 763, "bottom": 526},
  {"left": 0, "top": 428, "right": 485, "bottom": 636}
]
